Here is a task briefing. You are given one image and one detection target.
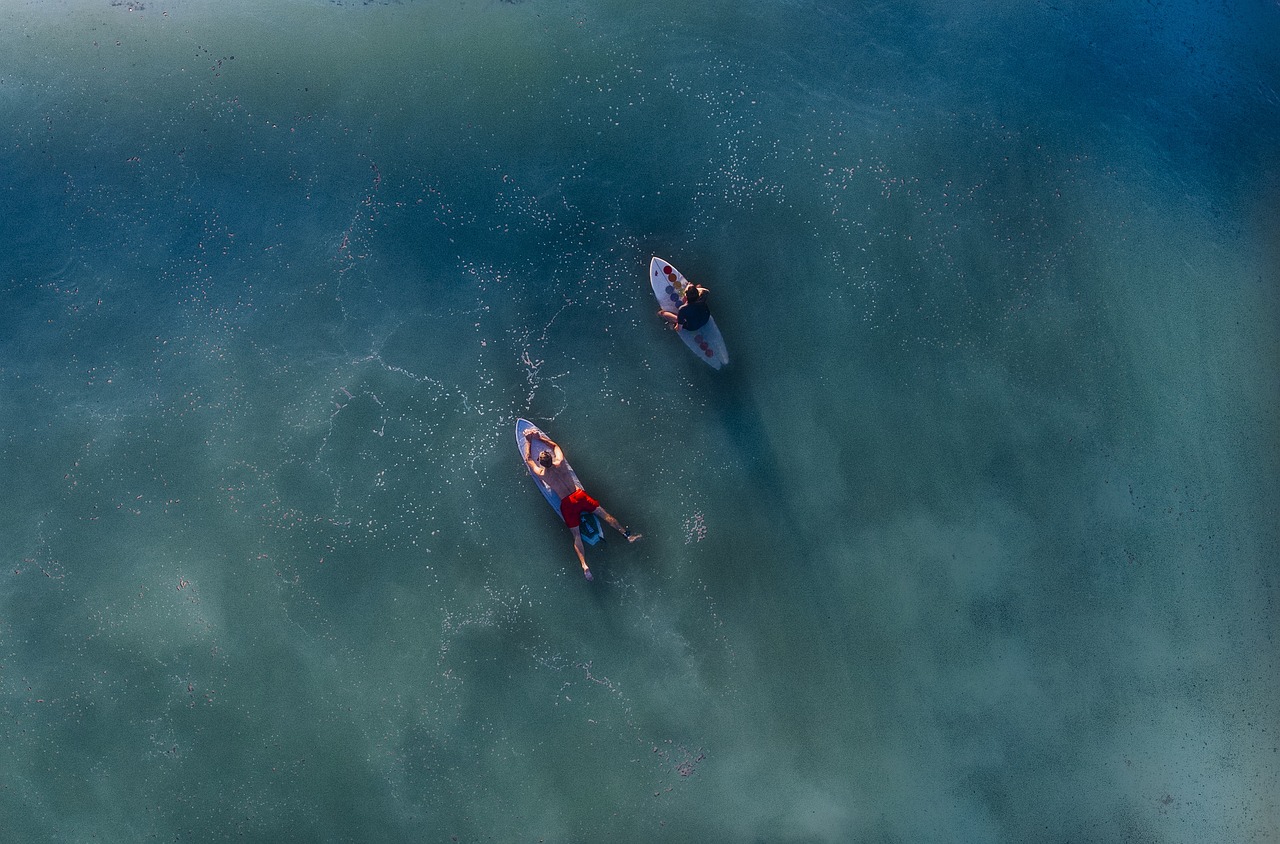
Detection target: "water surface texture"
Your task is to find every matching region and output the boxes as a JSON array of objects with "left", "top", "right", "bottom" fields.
[{"left": 2, "top": 0, "right": 1278, "bottom": 841}]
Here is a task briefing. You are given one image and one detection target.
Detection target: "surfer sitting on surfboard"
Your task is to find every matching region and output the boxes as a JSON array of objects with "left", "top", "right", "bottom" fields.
[
  {"left": 658, "top": 282, "right": 711, "bottom": 332},
  {"left": 523, "top": 428, "right": 641, "bottom": 580}
]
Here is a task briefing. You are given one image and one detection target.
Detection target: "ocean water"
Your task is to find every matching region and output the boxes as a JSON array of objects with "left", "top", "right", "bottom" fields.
[{"left": 2, "top": 0, "right": 1278, "bottom": 841}]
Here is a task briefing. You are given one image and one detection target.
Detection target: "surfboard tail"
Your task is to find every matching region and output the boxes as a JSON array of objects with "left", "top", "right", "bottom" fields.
[{"left": 580, "top": 512, "right": 605, "bottom": 545}]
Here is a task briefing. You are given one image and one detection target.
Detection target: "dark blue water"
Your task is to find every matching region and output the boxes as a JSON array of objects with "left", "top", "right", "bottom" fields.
[{"left": 2, "top": 0, "right": 1277, "bottom": 840}]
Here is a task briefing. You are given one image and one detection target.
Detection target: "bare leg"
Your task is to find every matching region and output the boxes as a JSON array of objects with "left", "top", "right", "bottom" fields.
[
  {"left": 593, "top": 506, "right": 641, "bottom": 543},
  {"left": 570, "top": 526, "right": 592, "bottom": 580},
  {"left": 657, "top": 310, "right": 678, "bottom": 329}
]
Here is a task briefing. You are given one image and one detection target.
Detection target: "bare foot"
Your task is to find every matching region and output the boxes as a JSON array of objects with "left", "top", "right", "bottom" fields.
[{"left": 582, "top": 567, "right": 593, "bottom": 581}]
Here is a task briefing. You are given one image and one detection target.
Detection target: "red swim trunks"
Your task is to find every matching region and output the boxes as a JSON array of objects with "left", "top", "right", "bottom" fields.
[{"left": 559, "top": 488, "right": 599, "bottom": 528}]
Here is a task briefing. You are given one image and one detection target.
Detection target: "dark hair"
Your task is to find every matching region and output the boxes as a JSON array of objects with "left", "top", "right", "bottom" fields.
[
  {"left": 685, "top": 285, "right": 702, "bottom": 303},
  {"left": 538, "top": 450, "right": 553, "bottom": 467}
]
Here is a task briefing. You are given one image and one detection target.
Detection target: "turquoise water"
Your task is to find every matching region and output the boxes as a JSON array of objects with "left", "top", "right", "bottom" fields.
[{"left": 2, "top": 0, "right": 1278, "bottom": 840}]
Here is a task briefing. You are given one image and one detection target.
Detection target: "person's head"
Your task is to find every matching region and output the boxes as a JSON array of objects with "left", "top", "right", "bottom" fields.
[
  {"left": 538, "top": 450, "right": 554, "bottom": 468},
  {"left": 684, "top": 285, "right": 702, "bottom": 303}
]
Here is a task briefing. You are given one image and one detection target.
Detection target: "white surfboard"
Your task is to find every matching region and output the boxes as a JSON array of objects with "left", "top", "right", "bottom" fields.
[{"left": 650, "top": 257, "right": 729, "bottom": 369}]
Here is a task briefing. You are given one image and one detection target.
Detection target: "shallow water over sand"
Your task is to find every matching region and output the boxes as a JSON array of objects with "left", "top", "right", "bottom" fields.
[{"left": 1, "top": 0, "right": 1277, "bottom": 840}]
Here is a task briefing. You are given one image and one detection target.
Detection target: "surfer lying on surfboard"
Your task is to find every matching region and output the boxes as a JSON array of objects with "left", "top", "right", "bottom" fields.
[
  {"left": 657, "top": 280, "right": 711, "bottom": 332},
  {"left": 523, "top": 428, "right": 642, "bottom": 580}
]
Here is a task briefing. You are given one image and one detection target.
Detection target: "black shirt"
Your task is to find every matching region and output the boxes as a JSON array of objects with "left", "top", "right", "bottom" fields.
[{"left": 676, "top": 299, "right": 710, "bottom": 331}]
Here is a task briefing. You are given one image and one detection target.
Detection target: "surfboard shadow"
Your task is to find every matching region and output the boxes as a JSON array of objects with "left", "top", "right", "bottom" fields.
[{"left": 705, "top": 365, "right": 818, "bottom": 564}]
